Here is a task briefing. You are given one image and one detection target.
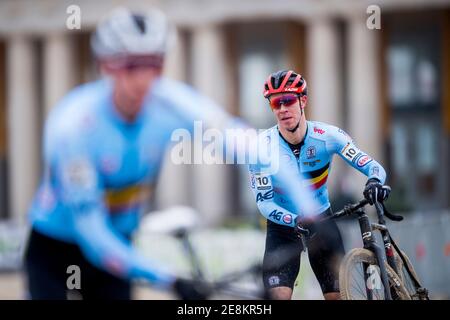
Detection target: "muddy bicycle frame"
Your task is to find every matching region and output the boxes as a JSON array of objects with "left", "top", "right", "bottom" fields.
[
  {"left": 323, "top": 198, "right": 429, "bottom": 300},
  {"left": 331, "top": 200, "right": 399, "bottom": 299}
]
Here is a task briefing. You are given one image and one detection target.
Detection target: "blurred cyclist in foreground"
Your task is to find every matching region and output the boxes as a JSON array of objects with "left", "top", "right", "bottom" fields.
[
  {"left": 248, "top": 70, "right": 391, "bottom": 300},
  {"left": 24, "top": 7, "right": 230, "bottom": 300}
]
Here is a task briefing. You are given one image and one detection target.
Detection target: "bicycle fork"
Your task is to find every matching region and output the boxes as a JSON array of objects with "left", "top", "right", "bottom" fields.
[
  {"left": 372, "top": 223, "right": 398, "bottom": 274},
  {"left": 356, "top": 209, "right": 393, "bottom": 300}
]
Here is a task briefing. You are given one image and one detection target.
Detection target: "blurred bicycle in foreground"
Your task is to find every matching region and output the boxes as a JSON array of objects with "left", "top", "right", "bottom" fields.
[{"left": 141, "top": 207, "right": 267, "bottom": 300}]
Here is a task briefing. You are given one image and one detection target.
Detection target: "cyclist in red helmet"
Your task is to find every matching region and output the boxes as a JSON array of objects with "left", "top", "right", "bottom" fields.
[{"left": 249, "top": 70, "right": 390, "bottom": 300}]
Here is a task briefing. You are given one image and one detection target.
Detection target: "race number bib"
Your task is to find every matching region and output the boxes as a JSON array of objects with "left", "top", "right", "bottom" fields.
[
  {"left": 255, "top": 173, "right": 272, "bottom": 191},
  {"left": 340, "top": 142, "right": 361, "bottom": 163}
]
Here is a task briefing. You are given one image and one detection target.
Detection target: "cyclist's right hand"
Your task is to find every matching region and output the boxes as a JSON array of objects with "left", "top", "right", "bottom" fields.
[
  {"left": 294, "top": 215, "right": 315, "bottom": 238},
  {"left": 173, "top": 278, "right": 209, "bottom": 300}
]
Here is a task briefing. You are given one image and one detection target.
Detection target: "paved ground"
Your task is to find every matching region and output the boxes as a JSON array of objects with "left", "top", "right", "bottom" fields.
[
  {"left": 0, "top": 272, "right": 25, "bottom": 300},
  {"left": 0, "top": 270, "right": 319, "bottom": 300},
  {"left": 0, "top": 271, "right": 175, "bottom": 300},
  {"left": 0, "top": 228, "right": 324, "bottom": 300}
]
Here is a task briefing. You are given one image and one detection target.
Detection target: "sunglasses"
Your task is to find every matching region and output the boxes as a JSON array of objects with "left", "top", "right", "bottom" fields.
[
  {"left": 268, "top": 94, "right": 299, "bottom": 110},
  {"left": 103, "top": 55, "right": 164, "bottom": 71}
]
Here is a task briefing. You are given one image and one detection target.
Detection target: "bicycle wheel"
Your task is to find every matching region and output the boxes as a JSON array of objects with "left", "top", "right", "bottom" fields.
[
  {"left": 339, "top": 248, "right": 410, "bottom": 300},
  {"left": 394, "top": 250, "right": 427, "bottom": 300}
]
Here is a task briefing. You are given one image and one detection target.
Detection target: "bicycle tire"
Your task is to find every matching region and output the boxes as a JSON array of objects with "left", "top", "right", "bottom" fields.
[
  {"left": 394, "top": 250, "right": 428, "bottom": 300},
  {"left": 339, "top": 248, "right": 410, "bottom": 300}
]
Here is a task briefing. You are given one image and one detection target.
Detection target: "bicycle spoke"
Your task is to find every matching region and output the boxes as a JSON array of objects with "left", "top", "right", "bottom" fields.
[
  {"left": 356, "top": 264, "right": 367, "bottom": 298},
  {"left": 351, "top": 274, "right": 365, "bottom": 298},
  {"left": 349, "top": 264, "right": 364, "bottom": 298},
  {"left": 348, "top": 262, "right": 386, "bottom": 300},
  {"left": 351, "top": 263, "right": 368, "bottom": 299},
  {"left": 375, "top": 284, "right": 383, "bottom": 300}
]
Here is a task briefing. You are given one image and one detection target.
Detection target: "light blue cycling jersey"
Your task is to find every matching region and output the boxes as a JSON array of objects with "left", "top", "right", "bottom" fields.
[
  {"left": 248, "top": 121, "right": 386, "bottom": 227},
  {"left": 29, "top": 76, "right": 235, "bottom": 286}
]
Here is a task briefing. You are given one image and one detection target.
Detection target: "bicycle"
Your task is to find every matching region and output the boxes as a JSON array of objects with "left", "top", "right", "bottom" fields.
[
  {"left": 140, "top": 206, "right": 267, "bottom": 300},
  {"left": 297, "top": 198, "right": 429, "bottom": 300},
  {"left": 172, "top": 227, "right": 267, "bottom": 299}
]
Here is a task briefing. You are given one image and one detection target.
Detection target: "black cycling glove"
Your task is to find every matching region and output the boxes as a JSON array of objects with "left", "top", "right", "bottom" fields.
[{"left": 364, "top": 178, "right": 390, "bottom": 205}]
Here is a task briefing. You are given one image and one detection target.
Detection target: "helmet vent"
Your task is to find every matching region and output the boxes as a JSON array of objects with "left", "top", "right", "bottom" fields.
[{"left": 132, "top": 14, "right": 146, "bottom": 33}]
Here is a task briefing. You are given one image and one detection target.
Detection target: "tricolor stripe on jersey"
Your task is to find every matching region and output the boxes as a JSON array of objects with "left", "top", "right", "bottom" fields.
[{"left": 304, "top": 162, "right": 329, "bottom": 189}]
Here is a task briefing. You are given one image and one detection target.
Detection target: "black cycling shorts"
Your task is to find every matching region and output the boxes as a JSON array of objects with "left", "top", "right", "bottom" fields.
[
  {"left": 24, "top": 228, "right": 131, "bottom": 300},
  {"left": 262, "top": 208, "right": 345, "bottom": 294}
]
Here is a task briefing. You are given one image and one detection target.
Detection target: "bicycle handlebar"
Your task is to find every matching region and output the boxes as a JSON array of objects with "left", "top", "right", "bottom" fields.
[
  {"left": 332, "top": 199, "right": 369, "bottom": 219},
  {"left": 331, "top": 199, "right": 403, "bottom": 222},
  {"left": 381, "top": 202, "right": 404, "bottom": 221}
]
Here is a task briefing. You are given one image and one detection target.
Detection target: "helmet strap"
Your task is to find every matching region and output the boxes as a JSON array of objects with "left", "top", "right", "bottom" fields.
[{"left": 299, "top": 96, "right": 305, "bottom": 116}]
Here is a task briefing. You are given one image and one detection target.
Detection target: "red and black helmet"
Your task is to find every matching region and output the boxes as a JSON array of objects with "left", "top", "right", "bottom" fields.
[{"left": 263, "top": 70, "right": 307, "bottom": 99}]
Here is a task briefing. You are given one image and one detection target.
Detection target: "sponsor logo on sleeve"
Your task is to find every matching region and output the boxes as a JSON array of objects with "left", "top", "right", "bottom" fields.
[
  {"left": 256, "top": 189, "right": 274, "bottom": 202},
  {"left": 353, "top": 152, "right": 362, "bottom": 161},
  {"left": 371, "top": 166, "right": 380, "bottom": 176},
  {"left": 357, "top": 154, "right": 373, "bottom": 167},
  {"left": 250, "top": 173, "right": 256, "bottom": 189},
  {"left": 269, "top": 210, "right": 282, "bottom": 221},
  {"left": 282, "top": 214, "right": 292, "bottom": 224}
]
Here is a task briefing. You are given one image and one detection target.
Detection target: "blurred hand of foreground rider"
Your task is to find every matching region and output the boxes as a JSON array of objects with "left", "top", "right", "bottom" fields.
[{"left": 173, "top": 278, "right": 209, "bottom": 300}]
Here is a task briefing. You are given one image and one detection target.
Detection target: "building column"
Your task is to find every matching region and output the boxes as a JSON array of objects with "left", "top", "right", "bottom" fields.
[
  {"left": 307, "top": 17, "right": 343, "bottom": 126},
  {"left": 190, "top": 24, "right": 231, "bottom": 225},
  {"left": 163, "top": 29, "right": 187, "bottom": 82},
  {"left": 306, "top": 17, "right": 344, "bottom": 192},
  {"left": 7, "top": 36, "right": 40, "bottom": 222},
  {"left": 155, "top": 29, "right": 192, "bottom": 209},
  {"left": 43, "top": 33, "right": 76, "bottom": 115},
  {"left": 346, "top": 14, "right": 383, "bottom": 192}
]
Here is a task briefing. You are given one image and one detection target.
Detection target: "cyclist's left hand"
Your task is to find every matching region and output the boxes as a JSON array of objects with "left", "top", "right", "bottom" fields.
[{"left": 364, "top": 179, "right": 391, "bottom": 205}]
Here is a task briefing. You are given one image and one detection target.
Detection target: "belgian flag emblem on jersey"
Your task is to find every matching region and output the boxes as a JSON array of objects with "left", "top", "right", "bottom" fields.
[{"left": 304, "top": 162, "right": 329, "bottom": 190}]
